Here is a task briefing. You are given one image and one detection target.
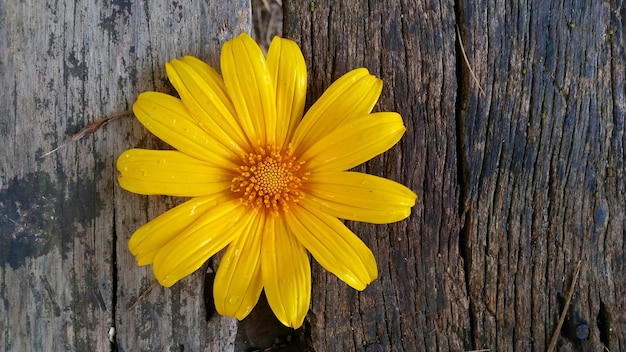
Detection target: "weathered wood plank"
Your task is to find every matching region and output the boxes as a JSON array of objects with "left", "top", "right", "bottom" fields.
[
  {"left": 112, "top": 2, "right": 251, "bottom": 349},
  {"left": 285, "top": 0, "right": 626, "bottom": 351},
  {"left": 0, "top": 1, "right": 249, "bottom": 350},
  {"left": 5, "top": 0, "right": 625, "bottom": 350},
  {"left": 284, "top": 1, "right": 469, "bottom": 351},
  {"left": 457, "top": 0, "right": 625, "bottom": 350}
]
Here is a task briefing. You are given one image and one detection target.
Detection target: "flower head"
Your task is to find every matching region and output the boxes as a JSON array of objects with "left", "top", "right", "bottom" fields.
[{"left": 117, "top": 33, "right": 416, "bottom": 328}]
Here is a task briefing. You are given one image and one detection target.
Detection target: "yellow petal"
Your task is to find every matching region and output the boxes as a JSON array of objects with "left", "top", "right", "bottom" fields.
[
  {"left": 117, "top": 149, "right": 233, "bottom": 197},
  {"left": 128, "top": 194, "right": 226, "bottom": 266},
  {"left": 221, "top": 33, "right": 277, "bottom": 146},
  {"left": 266, "top": 36, "right": 307, "bottom": 148},
  {"left": 133, "top": 92, "right": 238, "bottom": 168},
  {"left": 286, "top": 204, "right": 378, "bottom": 290},
  {"left": 214, "top": 208, "right": 264, "bottom": 320},
  {"left": 262, "top": 216, "right": 311, "bottom": 328},
  {"left": 152, "top": 199, "right": 248, "bottom": 287},
  {"left": 300, "top": 112, "right": 406, "bottom": 172},
  {"left": 292, "top": 68, "right": 382, "bottom": 154},
  {"left": 302, "top": 172, "right": 417, "bottom": 224},
  {"left": 166, "top": 57, "right": 251, "bottom": 155}
]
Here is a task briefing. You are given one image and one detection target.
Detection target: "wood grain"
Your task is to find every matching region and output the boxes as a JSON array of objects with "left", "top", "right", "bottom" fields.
[
  {"left": 3, "top": 0, "right": 626, "bottom": 351},
  {"left": 284, "top": 1, "right": 469, "bottom": 350},
  {"left": 458, "top": 0, "right": 625, "bottom": 350},
  {"left": 0, "top": 1, "right": 249, "bottom": 350},
  {"left": 285, "top": 0, "right": 626, "bottom": 351}
]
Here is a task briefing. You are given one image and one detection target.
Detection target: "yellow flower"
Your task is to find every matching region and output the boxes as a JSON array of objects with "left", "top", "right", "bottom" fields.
[{"left": 117, "top": 33, "right": 416, "bottom": 328}]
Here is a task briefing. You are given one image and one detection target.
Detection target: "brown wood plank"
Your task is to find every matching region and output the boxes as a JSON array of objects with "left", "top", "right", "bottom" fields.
[
  {"left": 0, "top": 1, "right": 250, "bottom": 350},
  {"left": 284, "top": 0, "right": 626, "bottom": 351},
  {"left": 284, "top": 1, "right": 469, "bottom": 351},
  {"left": 458, "top": 0, "right": 626, "bottom": 350}
]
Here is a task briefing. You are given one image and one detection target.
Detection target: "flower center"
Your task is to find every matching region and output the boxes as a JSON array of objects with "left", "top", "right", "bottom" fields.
[{"left": 231, "top": 146, "right": 306, "bottom": 212}]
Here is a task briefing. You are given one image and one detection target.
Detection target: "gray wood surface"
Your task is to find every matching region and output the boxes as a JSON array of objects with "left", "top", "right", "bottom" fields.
[{"left": 1, "top": 1, "right": 249, "bottom": 350}]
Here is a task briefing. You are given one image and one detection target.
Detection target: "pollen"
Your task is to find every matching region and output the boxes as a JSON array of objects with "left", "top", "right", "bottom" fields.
[{"left": 231, "top": 146, "right": 306, "bottom": 213}]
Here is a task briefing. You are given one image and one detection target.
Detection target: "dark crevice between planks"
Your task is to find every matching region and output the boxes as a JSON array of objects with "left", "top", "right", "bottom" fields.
[
  {"left": 452, "top": 0, "right": 476, "bottom": 349},
  {"left": 203, "top": 259, "right": 217, "bottom": 321},
  {"left": 111, "top": 212, "right": 119, "bottom": 352},
  {"left": 597, "top": 300, "right": 611, "bottom": 350},
  {"left": 233, "top": 292, "right": 313, "bottom": 352}
]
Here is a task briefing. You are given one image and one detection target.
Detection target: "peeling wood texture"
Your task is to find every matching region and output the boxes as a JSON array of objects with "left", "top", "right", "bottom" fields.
[
  {"left": 2, "top": 1, "right": 626, "bottom": 352},
  {"left": 285, "top": 0, "right": 626, "bottom": 351},
  {"left": 1, "top": 1, "right": 249, "bottom": 351},
  {"left": 284, "top": 1, "right": 468, "bottom": 350},
  {"left": 456, "top": 1, "right": 626, "bottom": 351}
]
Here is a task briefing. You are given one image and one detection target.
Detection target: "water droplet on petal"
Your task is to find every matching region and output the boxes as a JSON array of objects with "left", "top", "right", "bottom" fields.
[{"left": 228, "top": 295, "right": 240, "bottom": 305}]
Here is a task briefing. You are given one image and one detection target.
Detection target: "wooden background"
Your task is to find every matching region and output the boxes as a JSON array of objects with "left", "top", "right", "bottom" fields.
[{"left": 1, "top": 0, "right": 625, "bottom": 351}]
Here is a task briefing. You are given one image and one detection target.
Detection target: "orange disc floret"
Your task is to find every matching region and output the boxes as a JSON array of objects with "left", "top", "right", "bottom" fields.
[{"left": 231, "top": 146, "right": 306, "bottom": 213}]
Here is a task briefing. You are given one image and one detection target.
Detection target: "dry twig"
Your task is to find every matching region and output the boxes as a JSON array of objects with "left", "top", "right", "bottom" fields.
[
  {"left": 456, "top": 24, "right": 485, "bottom": 96},
  {"left": 127, "top": 280, "right": 158, "bottom": 310},
  {"left": 547, "top": 260, "right": 583, "bottom": 352},
  {"left": 40, "top": 111, "right": 132, "bottom": 158}
]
